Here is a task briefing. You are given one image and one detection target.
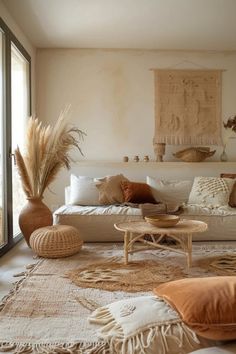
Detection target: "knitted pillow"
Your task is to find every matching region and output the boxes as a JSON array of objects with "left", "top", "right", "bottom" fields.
[{"left": 188, "top": 176, "right": 235, "bottom": 208}]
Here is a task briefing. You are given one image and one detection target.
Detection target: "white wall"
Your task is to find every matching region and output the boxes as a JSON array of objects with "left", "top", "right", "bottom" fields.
[
  {"left": 36, "top": 48, "right": 236, "bottom": 208},
  {"left": 0, "top": 0, "right": 36, "bottom": 110}
]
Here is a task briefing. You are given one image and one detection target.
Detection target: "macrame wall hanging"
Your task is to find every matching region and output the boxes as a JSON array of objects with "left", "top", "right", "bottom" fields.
[{"left": 152, "top": 68, "right": 223, "bottom": 161}]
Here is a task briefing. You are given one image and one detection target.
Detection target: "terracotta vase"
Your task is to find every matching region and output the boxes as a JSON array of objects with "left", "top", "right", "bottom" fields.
[{"left": 19, "top": 197, "right": 53, "bottom": 247}]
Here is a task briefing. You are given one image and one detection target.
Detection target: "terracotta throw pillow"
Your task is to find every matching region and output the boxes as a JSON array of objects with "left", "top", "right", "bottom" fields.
[
  {"left": 96, "top": 174, "right": 129, "bottom": 204},
  {"left": 153, "top": 277, "right": 236, "bottom": 341},
  {"left": 120, "top": 181, "right": 157, "bottom": 204},
  {"left": 220, "top": 173, "right": 236, "bottom": 208}
]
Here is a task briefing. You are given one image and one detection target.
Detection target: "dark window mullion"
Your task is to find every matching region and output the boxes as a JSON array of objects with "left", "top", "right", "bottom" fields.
[
  {"left": 0, "top": 18, "right": 31, "bottom": 256},
  {"left": 5, "top": 32, "right": 13, "bottom": 248}
]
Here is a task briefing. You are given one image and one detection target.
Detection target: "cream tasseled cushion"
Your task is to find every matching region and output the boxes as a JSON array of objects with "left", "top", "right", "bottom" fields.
[
  {"left": 188, "top": 176, "right": 235, "bottom": 208},
  {"left": 30, "top": 225, "right": 83, "bottom": 258}
]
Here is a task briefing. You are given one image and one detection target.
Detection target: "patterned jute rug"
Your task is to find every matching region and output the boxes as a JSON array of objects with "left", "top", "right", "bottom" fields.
[{"left": 0, "top": 242, "right": 236, "bottom": 354}]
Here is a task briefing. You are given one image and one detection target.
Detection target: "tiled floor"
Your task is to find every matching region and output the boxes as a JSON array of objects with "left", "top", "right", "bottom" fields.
[{"left": 0, "top": 240, "right": 34, "bottom": 300}]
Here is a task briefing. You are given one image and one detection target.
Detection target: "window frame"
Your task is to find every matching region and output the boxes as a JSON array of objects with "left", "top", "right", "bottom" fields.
[{"left": 0, "top": 18, "right": 31, "bottom": 256}]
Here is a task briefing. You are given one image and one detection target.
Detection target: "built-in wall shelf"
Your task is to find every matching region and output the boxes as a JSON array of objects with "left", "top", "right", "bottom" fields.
[{"left": 75, "top": 160, "right": 236, "bottom": 167}]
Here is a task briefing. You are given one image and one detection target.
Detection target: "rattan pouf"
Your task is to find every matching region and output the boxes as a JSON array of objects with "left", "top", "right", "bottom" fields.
[{"left": 29, "top": 225, "right": 83, "bottom": 258}]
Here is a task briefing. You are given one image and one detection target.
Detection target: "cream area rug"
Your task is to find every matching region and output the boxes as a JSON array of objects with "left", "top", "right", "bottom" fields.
[{"left": 0, "top": 242, "right": 236, "bottom": 354}]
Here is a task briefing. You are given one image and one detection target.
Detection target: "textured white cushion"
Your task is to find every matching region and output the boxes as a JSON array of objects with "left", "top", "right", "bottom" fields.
[
  {"left": 188, "top": 177, "right": 235, "bottom": 208},
  {"left": 89, "top": 295, "right": 202, "bottom": 354},
  {"left": 146, "top": 176, "right": 193, "bottom": 207},
  {"left": 69, "top": 174, "right": 100, "bottom": 206}
]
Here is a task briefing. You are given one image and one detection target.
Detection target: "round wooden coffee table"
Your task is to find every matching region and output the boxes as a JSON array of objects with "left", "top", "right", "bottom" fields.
[{"left": 114, "top": 219, "right": 207, "bottom": 268}]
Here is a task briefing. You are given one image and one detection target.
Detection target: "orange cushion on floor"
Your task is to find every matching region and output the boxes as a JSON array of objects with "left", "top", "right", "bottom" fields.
[{"left": 153, "top": 277, "right": 236, "bottom": 341}]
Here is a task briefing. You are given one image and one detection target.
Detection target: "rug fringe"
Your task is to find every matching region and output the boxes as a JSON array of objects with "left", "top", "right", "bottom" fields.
[
  {"left": 0, "top": 341, "right": 109, "bottom": 354},
  {"left": 89, "top": 306, "right": 200, "bottom": 354}
]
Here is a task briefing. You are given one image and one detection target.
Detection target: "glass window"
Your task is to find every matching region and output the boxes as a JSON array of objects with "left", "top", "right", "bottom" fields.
[{"left": 11, "top": 44, "right": 30, "bottom": 237}]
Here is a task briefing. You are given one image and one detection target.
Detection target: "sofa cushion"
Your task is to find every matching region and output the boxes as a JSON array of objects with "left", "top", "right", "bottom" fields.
[
  {"left": 146, "top": 177, "right": 193, "bottom": 208},
  {"left": 220, "top": 173, "right": 236, "bottom": 208},
  {"left": 88, "top": 295, "right": 203, "bottom": 354},
  {"left": 120, "top": 181, "right": 156, "bottom": 204},
  {"left": 188, "top": 177, "right": 235, "bottom": 208},
  {"left": 69, "top": 174, "right": 101, "bottom": 206},
  {"left": 96, "top": 174, "right": 129, "bottom": 204},
  {"left": 153, "top": 276, "right": 236, "bottom": 341}
]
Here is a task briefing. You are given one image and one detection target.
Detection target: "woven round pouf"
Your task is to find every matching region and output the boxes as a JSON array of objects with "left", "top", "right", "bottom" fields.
[{"left": 29, "top": 225, "right": 83, "bottom": 258}]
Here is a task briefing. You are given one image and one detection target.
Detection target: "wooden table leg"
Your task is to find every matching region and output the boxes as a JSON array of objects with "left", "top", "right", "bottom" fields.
[
  {"left": 129, "top": 232, "right": 134, "bottom": 252},
  {"left": 124, "top": 231, "right": 129, "bottom": 265},
  {"left": 187, "top": 233, "right": 192, "bottom": 268}
]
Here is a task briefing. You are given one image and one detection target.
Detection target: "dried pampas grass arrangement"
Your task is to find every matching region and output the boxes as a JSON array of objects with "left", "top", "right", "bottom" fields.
[{"left": 15, "top": 107, "right": 85, "bottom": 199}]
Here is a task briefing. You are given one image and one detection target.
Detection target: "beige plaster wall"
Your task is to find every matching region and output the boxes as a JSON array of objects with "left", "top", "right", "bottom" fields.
[
  {"left": 0, "top": 0, "right": 36, "bottom": 110},
  {"left": 36, "top": 48, "right": 236, "bottom": 208},
  {"left": 36, "top": 49, "right": 236, "bottom": 163}
]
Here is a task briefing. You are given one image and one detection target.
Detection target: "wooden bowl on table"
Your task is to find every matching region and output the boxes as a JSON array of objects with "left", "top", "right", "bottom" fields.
[{"left": 145, "top": 214, "right": 180, "bottom": 228}]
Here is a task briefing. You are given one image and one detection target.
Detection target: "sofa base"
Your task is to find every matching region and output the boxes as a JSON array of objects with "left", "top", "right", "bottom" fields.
[{"left": 54, "top": 204, "right": 236, "bottom": 242}]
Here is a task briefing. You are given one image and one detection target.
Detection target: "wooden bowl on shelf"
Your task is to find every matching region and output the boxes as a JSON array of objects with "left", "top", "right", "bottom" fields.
[{"left": 145, "top": 214, "right": 180, "bottom": 228}]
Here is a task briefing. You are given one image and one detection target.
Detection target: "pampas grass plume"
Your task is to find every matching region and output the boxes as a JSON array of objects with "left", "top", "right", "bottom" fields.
[{"left": 15, "top": 108, "right": 85, "bottom": 198}]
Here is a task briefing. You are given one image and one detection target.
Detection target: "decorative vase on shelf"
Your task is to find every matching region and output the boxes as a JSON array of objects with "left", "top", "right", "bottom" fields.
[
  {"left": 154, "top": 143, "right": 166, "bottom": 162},
  {"left": 220, "top": 145, "right": 228, "bottom": 162},
  {"left": 19, "top": 197, "right": 53, "bottom": 246}
]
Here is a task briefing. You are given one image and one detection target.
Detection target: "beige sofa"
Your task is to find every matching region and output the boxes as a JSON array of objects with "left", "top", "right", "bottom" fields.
[{"left": 53, "top": 186, "right": 236, "bottom": 242}]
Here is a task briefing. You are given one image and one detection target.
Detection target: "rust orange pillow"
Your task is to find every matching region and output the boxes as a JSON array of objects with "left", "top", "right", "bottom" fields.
[
  {"left": 120, "top": 181, "right": 157, "bottom": 204},
  {"left": 153, "top": 277, "right": 236, "bottom": 341},
  {"left": 220, "top": 173, "right": 236, "bottom": 207}
]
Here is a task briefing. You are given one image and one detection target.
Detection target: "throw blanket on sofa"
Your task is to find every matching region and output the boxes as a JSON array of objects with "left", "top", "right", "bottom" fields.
[{"left": 121, "top": 202, "right": 183, "bottom": 217}]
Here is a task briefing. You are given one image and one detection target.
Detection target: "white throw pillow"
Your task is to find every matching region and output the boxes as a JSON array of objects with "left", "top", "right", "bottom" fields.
[
  {"left": 89, "top": 295, "right": 201, "bottom": 354},
  {"left": 69, "top": 174, "right": 100, "bottom": 206},
  {"left": 188, "top": 176, "right": 235, "bottom": 208},
  {"left": 146, "top": 176, "right": 193, "bottom": 207}
]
